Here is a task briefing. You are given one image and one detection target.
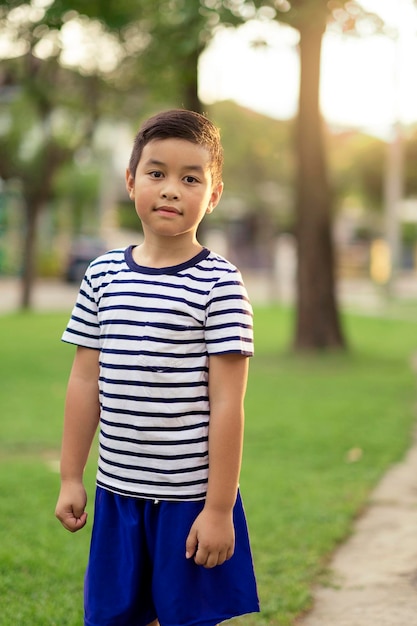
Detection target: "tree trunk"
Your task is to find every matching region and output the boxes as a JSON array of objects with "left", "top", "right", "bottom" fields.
[
  {"left": 293, "top": 17, "right": 346, "bottom": 351},
  {"left": 182, "top": 47, "right": 203, "bottom": 114},
  {"left": 20, "top": 198, "right": 41, "bottom": 310}
]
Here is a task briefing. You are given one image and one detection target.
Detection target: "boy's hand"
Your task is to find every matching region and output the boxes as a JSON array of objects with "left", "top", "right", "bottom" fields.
[
  {"left": 185, "top": 508, "right": 235, "bottom": 568},
  {"left": 55, "top": 481, "right": 88, "bottom": 533}
]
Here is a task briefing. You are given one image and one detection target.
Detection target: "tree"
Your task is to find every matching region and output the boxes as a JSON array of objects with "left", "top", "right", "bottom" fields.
[
  {"left": 42, "top": 0, "right": 247, "bottom": 112},
  {"left": 0, "top": 1, "right": 249, "bottom": 308},
  {"left": 250, "top": 0, "right": 382, "bottom": 350},
  {"left": 0, "top": 1, "right": 143, "bottom": 308},
  {"left": 0, "top": 54, "right": 88, "bottom": 307}
]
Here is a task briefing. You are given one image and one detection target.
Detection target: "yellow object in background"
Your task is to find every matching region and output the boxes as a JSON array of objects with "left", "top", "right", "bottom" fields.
[{"left": 370, "top": 239, "right": 391, "bottom": 284}]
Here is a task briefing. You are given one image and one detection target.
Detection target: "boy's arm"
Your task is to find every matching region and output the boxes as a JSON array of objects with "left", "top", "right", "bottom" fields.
[
  {"left": 185, "top": 353, "right": 249, "bottom": 568},
  {"left": 55, "top": 346, "right": 100, "bottom": 533}
]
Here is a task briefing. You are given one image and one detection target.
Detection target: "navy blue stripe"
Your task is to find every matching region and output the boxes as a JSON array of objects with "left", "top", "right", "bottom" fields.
[
  {"left": 98, "top": 276, "right": 210, "bottom": 297},
  {"left": 101, "top": 417, "right": 207, "bottom": 432},
  {"left": 207, "top": 334, "right": 252, "bottom": 343},
  {"left": 102, "top": 391, "right": 207, "bottom": 404},
  {"left": 63, "top": 327, "right": 98, "bottom": 341},
  {"left": 104, "top": 406, "right": 209, "bottom": 419},
  {"left": 108, "top": 349, "right": 206, "bottom": 359},
  {"left": 98, "top": 333, "right": 204, "bottom": 346},
  {"left": 99, "top": 454, "right": 209, "bottom": 475},
  {"left": 100, "top": 290, "right": 206, "bottom": 310},
  {"left": 77, "top": 288, "right": 96, "bottom": 304},
  {"left": 100, "top": 360, "right": 208, "bottom": 373},
  {"left": 207, "top": 307, "right": 252, "bottom": 318},
  {"left": 99, "top": 376, "right": 207, "bottom": 389},
  {"left": 70, "top": 314, "right": 98, "bottom": 329},
  {"left": 101, "top": 320, "right": 203, "bottom": 331},
  {"left": 207, "top": 321, "right": 253, "bottom": 331},
  {"left": 97, "top": 467, "right": 207, "bottom": 488}
]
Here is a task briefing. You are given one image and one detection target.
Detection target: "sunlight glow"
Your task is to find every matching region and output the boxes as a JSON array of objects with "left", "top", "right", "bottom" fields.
[
  {"left": 199, "top": 0, "right": 417, "bottom": 136},
  {"left": 60, "top": 18, "right": 123, "bottom": 74}
]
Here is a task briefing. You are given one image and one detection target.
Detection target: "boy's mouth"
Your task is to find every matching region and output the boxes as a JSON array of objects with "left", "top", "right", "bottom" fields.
[{"left": 155, "top": 205, "right": 182, "bottom": 216}]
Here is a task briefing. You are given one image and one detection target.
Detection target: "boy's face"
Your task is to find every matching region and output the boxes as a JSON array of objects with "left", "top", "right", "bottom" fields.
[{"left": 125, "top": 138, "right": 223, "bottom": 243}]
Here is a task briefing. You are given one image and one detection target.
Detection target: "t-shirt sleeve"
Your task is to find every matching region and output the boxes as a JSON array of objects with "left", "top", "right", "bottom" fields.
[
  {"left": 61, "top": 268, "right": 101, "bottom": 349},
  {"left": 205, "top": 270, "right": 254, "bottom": 356}
]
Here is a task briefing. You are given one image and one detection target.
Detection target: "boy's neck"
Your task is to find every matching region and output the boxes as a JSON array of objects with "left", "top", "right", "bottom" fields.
[{"left": 132, "top": 240, "right": 204, "bottom": 269}]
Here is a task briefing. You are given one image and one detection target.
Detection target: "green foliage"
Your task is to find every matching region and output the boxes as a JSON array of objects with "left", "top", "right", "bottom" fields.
[
  {"left": 53, "top": 162, "right": 101, "bottom": 235},
  {"left": 211, "top": 102, "right": 294, "bottom": 196},
  {"left": 327, "top": 130, "right": 385, "bottom": 211},
  {"left": 208, "top": 101, "right": 295, "bottom": 232},
  {"left": 402, "top": 222, "right": 417, "bottom": 246},
  {"left": 0, "top": 308, "right": 416, "bottom": 624},
  {"left": 41, "top": 0, "right": 248, "bottom": 109},
  {"left": 117, "top": 200, "right": 143, "bottom": 233}
]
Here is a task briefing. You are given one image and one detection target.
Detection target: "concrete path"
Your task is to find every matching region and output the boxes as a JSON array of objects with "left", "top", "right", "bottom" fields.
[
  {"left": 0, "top": 278, "right": 79, "bottom": 314},
  {"left": 296, "top": 434, "right": 417, "bottom": 626},
  {"left": 0, "top": 274, "right": 399, "bottom": 315}
]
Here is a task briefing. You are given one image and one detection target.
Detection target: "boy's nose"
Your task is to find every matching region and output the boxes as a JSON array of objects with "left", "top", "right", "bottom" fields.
[
  {"left": 161, "top": 180, "right": 180, "bottom": 201},
  {"left": 161, "top": 190, "right": 179, "bottom": 200}
]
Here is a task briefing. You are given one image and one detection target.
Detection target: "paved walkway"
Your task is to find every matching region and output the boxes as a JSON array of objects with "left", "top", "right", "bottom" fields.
[
  {"left": 295, "top": 434, "right": 417, "bottom": 626},
  {"left": 0, "top": 273, "right": 413, "bottom": 315},
  {"left": 0, "top": 278, "right": 79, "bottom": 314}
]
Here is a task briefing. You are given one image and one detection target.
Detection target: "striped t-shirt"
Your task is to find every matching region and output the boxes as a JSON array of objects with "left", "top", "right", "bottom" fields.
[{"left": 62, "top": 245, "right": 254, "bottom": 501}]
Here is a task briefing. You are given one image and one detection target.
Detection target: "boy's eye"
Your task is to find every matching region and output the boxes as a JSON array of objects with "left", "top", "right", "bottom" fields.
[
  {"left": 150, "top": 171, "right": 163, "bottom": 178},
  {"left": 184, "top": 175, "right": 198, "bottom": 184}
]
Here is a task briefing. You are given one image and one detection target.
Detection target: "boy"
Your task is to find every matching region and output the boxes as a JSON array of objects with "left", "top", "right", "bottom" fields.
[{"left": 55, "top": 109, "right": 259, "bottom": 626}]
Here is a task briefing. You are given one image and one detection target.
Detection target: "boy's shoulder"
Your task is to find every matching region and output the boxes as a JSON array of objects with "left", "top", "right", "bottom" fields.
[
  {"left": 82, "top": 247, "right": 128, "bottom": 284},
  {"left": 202, "top": 248, "right": 241, "bottom": 276},
  {"left": 89, "top": 247, "right": 127, "bottom": 268}
]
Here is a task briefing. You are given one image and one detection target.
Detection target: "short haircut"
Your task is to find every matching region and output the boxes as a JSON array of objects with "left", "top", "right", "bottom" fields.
[{"left": 128, "top": 109, "right": 224, "bottom": 187}]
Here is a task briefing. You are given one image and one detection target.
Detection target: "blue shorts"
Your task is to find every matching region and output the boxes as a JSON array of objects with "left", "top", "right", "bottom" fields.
[{"left": 84, "top": 487, "right": 259, "bottom": 626}]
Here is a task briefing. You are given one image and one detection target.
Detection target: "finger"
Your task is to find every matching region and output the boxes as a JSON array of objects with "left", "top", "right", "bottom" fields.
[
  {"left": 214, "top": 548, "right": 229, "bottom": 567},
  {"left": 57, "top": 509, "right": 87, "bottom": 533},
  {"left": 66, "top": 512, "right": 88, "bottom": 533},
  {"left": 194, "top": 545, "right": 209, "bottom": 566},
  {"left": 225, "top": 545, "right": 235, "bottom": 561},
  {"left": 203, "top": 545, "right": 234, "bottom": 569},
  {"left": 185, "top": 529, "right": 198, "bottom": 559},
  {"left": 204, "top": 552, "right": 219, "bottom": 569}
]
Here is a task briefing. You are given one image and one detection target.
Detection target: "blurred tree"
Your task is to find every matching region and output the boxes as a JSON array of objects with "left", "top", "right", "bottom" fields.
[
  {"left": 0, "top": 0, "right": 249, "bottom": 309},
  {"left": 53, "top": 162, "right": 101, "bottom": 236},
  {"left": 210, "top": 101, "right": 294, "bottom": 268},
  {"left": 41, "top": 0, "right": 247, "bottom": 112},
  {"left": 249, "top": 0, "right": 383, "bottom": 350},
  {"left": 0, "top": 1, "right": 144, "bottom": 308},
  {"left": 0, "top": 57, "right": 94, "bottom": 307}
]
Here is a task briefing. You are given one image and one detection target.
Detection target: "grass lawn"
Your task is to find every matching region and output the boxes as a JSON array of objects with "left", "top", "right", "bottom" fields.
[{"left": 0, "top": 307, "right": 416, "bottom": 625}]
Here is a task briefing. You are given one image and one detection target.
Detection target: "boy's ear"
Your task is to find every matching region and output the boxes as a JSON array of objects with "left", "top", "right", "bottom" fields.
[
  {"left": 125, "top": 168, "right": 135, "bottom": 199},
  {"left": 206, "top": 182, "right": 224, "bottom": 214}
]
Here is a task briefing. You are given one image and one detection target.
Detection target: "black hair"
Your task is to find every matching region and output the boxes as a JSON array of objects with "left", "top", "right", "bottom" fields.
[{"left": 128, "top": 109, "right": 223, "bottom": 186}]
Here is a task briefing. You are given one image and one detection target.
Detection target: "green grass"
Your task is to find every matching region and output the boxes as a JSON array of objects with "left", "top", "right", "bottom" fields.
[
  {"left": 0, "top": 308, "right": 416, "bottom": 625},
  {"left": 239, "top": 307, "right": 417, "bottom": 624}
]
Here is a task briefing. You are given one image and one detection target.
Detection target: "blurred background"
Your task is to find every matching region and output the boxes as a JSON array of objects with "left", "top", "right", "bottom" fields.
[
  {"left": 1, "top": 0, "right": 416, "bottom": 350},
  {"left": 2, "top": 4, "right": 417, "bottom": 623}
]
